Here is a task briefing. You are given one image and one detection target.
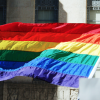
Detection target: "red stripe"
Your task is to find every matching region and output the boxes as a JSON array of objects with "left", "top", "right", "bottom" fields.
[
  {"left": 0, "top": 32, "right": 100, "bottom": 45},
  {"left": 0, "top": 31, "right": 81, "bottom": 42}
]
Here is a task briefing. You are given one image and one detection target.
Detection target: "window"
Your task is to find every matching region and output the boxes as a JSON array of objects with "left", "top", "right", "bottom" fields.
[
  {"left": 87, "top": 0, "right": 100, "bottom": 24},
  {"left": 35, "top": 0, "right": 58, "bottom": 23},
  {"left": 0, "top": 0, "right": 6, "bottom": 25}
]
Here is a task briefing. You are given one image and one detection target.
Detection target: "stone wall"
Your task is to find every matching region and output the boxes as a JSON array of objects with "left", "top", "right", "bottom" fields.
[
  {"left": 3, "top": 82, "right": 79, "bottom": 100},
  {"left": 6, "top": 0, "right": 35, "bottom": 23},
  {"left": 3, "top": 76, "right": 79, "bottom": 100}
]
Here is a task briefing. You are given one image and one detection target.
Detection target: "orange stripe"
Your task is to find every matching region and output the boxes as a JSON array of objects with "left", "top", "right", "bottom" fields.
[{"left": 71, "top": 33, "right": 100, "bottom": 45}]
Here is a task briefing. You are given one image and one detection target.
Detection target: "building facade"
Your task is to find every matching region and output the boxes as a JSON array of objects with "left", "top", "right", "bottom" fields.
[
  {"left": 5, "top": 0, "right": 87, "bottom": 24},
  {"left": 2, "top": 0, "right": 100, "bottom": 24},
  {"left": 1, "top": 0, "right": 100, "bottom": 24}
]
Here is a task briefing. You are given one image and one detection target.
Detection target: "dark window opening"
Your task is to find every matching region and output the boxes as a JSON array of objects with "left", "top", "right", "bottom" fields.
[
  {"left": 35, "top": 0, "right": 58, "bottom": 23},
  {"left": 0, "top": 0, "right": 7, "bottom": 25}
]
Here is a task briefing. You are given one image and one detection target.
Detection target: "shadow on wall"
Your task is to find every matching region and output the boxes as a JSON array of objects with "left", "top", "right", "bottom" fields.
[{"left": 59, "top": 1, "right": 67, "bottom": 23}]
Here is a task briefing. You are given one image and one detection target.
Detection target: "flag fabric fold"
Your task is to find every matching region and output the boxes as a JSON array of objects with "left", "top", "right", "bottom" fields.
[{"left": 0, "top": 22, "right": 100, "bottom": 88}]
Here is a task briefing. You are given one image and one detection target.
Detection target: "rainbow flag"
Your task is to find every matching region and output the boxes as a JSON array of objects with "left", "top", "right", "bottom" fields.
[{"left": 0, "top": 22, "right": 100, "bottom": 88}]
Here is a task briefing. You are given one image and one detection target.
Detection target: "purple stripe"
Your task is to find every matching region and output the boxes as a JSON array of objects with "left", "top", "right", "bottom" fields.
[{"left": 0, "top": 66, "right": 86, "bottom": 88}]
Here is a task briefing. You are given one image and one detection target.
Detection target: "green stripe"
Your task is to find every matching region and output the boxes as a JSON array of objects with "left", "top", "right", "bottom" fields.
[
  {"left": 0, "top": 49, "right": 98, "bottom": 66},
  {"left": 0, "top": 50, "right": 41, "bottom": 62},
  {"left": 37, "top": 49, "right": 99, "bottom": 66}
]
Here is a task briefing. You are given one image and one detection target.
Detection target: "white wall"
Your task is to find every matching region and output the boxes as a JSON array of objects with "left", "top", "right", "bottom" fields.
[{"left": 59, "top": 0, "right": 87, "bottom": 23}]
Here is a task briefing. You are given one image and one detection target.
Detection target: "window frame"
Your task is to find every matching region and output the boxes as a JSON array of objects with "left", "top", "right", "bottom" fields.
[
  {"left": 35, "top": 0, "right": 59, "bottom": 23},
  {"left": 87, "top": 0, "right": 100, "bottom": 23}
]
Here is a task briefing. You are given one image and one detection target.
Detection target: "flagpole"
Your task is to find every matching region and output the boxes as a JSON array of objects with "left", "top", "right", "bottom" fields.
[
  {"left": 88, "top": 57, "right": 100, "bottom": 78},
  {"left": 77, "top": 57, "right": 100, "bottom": 100}
]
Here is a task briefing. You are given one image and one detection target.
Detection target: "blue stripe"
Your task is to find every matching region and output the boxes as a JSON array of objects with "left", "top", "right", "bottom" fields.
[
  {"left": 23, "top": 57, "right": 93, "bottom": 77},
  {"left": 0, "top": 61, "right": 28, "bottom": 69},
  {"left": 0, "top": 57, "right": 94, "bottom": 77}
]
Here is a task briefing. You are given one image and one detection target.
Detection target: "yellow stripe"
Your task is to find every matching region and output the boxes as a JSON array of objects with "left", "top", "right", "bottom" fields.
[
  {"left": 52, "top": 42, "right": 100, "bottom": 56},
  {"left": 0, "top": 40, "right": 59, "bottom": 52},
  {"left": 1, "top": 40, "right": 100, "bottom": 56}
]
